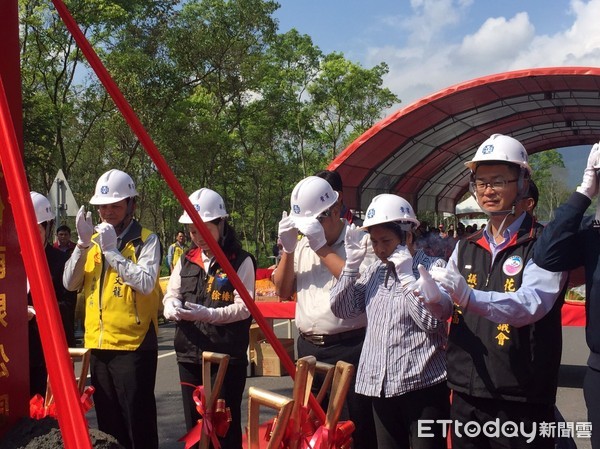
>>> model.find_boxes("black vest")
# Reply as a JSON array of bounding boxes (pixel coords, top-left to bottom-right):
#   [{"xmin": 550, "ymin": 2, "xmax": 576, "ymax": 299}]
[
  {"xmin": 448, "ymin": 215, "xmax": 565, "ymax": 405},
  {"xmin": 174, "ymin": 248, "xmax": 255, "ymax": 365}
]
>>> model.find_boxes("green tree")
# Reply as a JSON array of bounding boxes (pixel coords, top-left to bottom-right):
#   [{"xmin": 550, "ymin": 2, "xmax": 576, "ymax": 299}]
[
  {"xmin": 308, "ymin": 53, "xmax": 399, "ymax": 161},
  {"xmin": 529, "ymin": 150, "xmax": 570, "ymax": 221},
  {"xmin": 19, "ymin": 0, "xmax": 400, "ymax": 266}
]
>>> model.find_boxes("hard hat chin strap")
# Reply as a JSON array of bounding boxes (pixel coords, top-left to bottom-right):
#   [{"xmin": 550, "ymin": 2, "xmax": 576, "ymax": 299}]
[
  {"xmin": 486, "ymin": 210, "xmax": 513, "ymax": 242},
  {"xmin": 485, "ymin": 204, "xmax": 516, "ymax": 217},
  {"xmin": 43, "ymin": 220, "xmax": 55, "ymax": 246}
]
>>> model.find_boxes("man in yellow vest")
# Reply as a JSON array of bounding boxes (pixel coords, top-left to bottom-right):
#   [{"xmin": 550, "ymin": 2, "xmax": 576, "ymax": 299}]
[
  {"xmin": 167, "ymin": 230, "xmax": 187, "ymax": 273},
  {"xmin": 63, "ymin": 169, "xmax": 162, "ymax": 449}
]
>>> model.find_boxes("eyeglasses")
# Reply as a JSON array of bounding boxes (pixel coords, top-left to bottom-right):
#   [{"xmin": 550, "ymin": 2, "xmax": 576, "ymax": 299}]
[
  {"xmin": 316, "ymin": 206, "xmax": 334, "ymax": 223},
  {"xmin": 471, "ymin": 179, "xmax": 518, "ymax": 193}
]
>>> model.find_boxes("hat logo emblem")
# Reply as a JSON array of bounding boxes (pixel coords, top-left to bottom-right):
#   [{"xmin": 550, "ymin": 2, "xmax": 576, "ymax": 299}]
[
  {"xmin": 100, "ymin": 186, "xmax": 109, "ymax": 194},
  {"xmin": 482, "ymin": 144, "xmax": 494, "ymax": 155},
  {"xmin": 366, "ymin": 208, "xmax": 375, "ymax": 219}
]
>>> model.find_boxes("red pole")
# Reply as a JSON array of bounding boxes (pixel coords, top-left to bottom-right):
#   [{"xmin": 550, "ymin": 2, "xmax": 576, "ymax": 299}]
[
  {"xmin": 50, "ymin": 0, "xmax": 326, "ymax": 423},
  {"xmin": 0, "ymin": 78, "xmax": 92, "ymax": 449},
  {"xmin": 0, "ymin": 0, "xmax": 33, "ymax": 433}
]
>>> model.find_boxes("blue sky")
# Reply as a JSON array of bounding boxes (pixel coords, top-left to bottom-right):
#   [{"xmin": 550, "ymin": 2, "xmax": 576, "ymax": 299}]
[{"xmin": 273, "ymin": 0, "xmax": 600, "ymax": 187}]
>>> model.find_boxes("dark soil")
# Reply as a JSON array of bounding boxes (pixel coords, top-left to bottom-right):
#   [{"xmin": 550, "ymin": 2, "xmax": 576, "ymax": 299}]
[{"xmin": 0, "ymin": 417, "xmax": 125, "ymax": 449}]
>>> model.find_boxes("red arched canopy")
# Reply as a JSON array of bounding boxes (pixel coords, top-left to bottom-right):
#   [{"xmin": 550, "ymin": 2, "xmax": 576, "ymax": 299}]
[{"xmin": 328, "ymin": 67, "xmax": 600, "ymax": 214}]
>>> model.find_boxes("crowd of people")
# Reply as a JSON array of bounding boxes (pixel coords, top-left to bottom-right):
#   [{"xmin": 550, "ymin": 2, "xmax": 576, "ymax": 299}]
[{"xmin": 24, "ymin": 133, "xmax": 600, "ymax": 449}]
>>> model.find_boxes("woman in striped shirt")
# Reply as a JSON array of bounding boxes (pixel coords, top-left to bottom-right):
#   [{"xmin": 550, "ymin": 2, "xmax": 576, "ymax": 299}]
[{"xmin": 330, "ymin": 194, "xmax": 450, "ymax": 449}]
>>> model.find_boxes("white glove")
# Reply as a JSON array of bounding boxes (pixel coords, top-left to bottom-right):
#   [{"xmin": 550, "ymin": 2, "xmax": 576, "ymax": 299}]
[
  {"xmin": 96, "ymin": 222, "xmax": 118, "ymax": 253},
  {"xmin": 163, "ymin": 299, "xmax": 183, "ymax": 321},
  {"xmin": 387, "ymin": 244, "xmax": 415, "ymax": 284},
  {"xmin": 576, "ymin": 143, "xmax": 600, "ymax": 199},
  {"xmin": 177, "ymin": 301, "xmax": 213, "ymax": 322},
  {"xmin": 27, "ymin": 306, "xmax": 36, "ymax": 321},
  {"xmin": 429, "ymin": 259, "xmax": 472, "ymax": 308},
  {"xmin": 278, "ymin": 211, "xmax": 298, "ymax": 254},
  {"xmin": 344, "ymin": 224, "xmax": 368, "ymax": 271},
  {"xmin": 413, "ymin": 264, "xmax": 444, "ymax": 304},
  {"xmin": 296, "ymin": 218, "xmax": 327, "ymax": 252},
  {"xmin": 76, "ymin": 205, "xmax": 94, "ymax": 247},
  {"xmin": 413, "ymin": 264, "xmax": 453, "ymax": 321}
]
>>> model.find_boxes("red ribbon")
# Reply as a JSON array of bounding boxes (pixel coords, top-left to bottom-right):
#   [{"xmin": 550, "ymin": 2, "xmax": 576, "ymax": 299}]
[
  {"xmin": 178, "ymin": 384, "xmax": 231, "ymax": 449},
  {"xmin": 30, "ymin": 386, "xmax": 97, "ymax": 420},
  {"xmin": 29, "ymin": 394, "xmax": 57, "ymax": 419},
  {"xmin": 263, "ymin": 407, "xmax": 353, "ymax": 449},
  {"xmin": 306, "ymin": 420, "xmax": 355, "ymax": 449},
  {"xmin": 80, "ymin": 386, "xmax": 95, "ymax": 414}
]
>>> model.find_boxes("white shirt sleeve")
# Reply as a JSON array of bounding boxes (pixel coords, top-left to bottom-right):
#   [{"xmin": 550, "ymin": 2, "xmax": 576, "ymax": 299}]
[
  {"xmin": 162, "ymin": 258, "xmax": 183, "ymax": 306},
  {"xmin": 204, "ymin": 257, "xmax": 255, "ymax": 324},
  {"xmin": 102, "ymin": 233, "xmax": 161, "ymax": 295},
  {"xmin": 163, "ymin": 254, "xmax": 255, "ymax": 324},
  {"xmin": 63, "ymin": 245, "xmax": 89, "ymax": 292},
  {"xmin": 466, "ymin": 258, "xmax": 568, "ymax": 327}
]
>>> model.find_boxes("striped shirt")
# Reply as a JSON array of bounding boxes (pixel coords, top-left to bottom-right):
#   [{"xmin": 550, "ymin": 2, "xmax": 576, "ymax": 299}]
[
  {"xmin": 412, "ymin": 249, "xmax": 447, "ymax": 278},
  {"xmin": 330, "ymin": 259, "xmax": 447, "ymax": 398}
]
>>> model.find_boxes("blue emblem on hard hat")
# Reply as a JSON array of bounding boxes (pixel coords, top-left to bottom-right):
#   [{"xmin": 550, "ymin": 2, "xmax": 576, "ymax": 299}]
[
  {"xmin": 194, "ymin": 204, "xmax": 201, "ymax": 211},
  {"xmin": 293, "ymin": 205, "xmax": 301, "ymax": 214},
  {"xmin": 100, "ymin": 186, "xmax": 109, "ymax": 194},
  {"xmin": 366, "ymin": 208, "xmax": 375, "ymax": 219},
  {"xmin": 482, "ymin": 144, "xmax": 494, "ymax": 155}
]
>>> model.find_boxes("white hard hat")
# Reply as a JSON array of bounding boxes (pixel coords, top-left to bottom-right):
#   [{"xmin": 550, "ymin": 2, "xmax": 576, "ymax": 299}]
[
  {"xmin": 465, "ymin": 134, "xmax": 531, "ymax": 174},
  {"xmin": 289, "ymin": 176, "xmax": 339, "ymax": 221},
  {"xmin": 361, "ymin": 194, "xmax": 420, "ymax": 229},
  {"xmin": 179, "ymin": 188, "xmax": 228, "ymax": 224},
  {"xmin": 89, "ymin": 169, "xmax": 138, "ymax": 205},
  {"xmin": 30, "ymin": 191, "xmax": 55, "ymax": 224}
]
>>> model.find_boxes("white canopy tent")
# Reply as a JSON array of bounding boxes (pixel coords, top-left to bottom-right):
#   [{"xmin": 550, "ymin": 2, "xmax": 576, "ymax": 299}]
[
  {"xmin": 455, "ymin": 196, "xmax": 487, "ymax": 228},
  {"xmin": 455, "ymin": 195, "xmax": 483, "ymax": 216}
]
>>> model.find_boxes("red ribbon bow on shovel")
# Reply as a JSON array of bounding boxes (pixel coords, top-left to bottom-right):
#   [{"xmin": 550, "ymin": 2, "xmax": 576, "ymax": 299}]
[{"xmin": 178, "ymin": 384, "xmax": 231, "ymax": 449}]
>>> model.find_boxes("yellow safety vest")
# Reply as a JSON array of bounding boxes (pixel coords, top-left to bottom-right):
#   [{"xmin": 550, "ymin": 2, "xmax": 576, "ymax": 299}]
[{"xmin": 83, "ymin": 226, "xmax": 161, "ymax": 350}]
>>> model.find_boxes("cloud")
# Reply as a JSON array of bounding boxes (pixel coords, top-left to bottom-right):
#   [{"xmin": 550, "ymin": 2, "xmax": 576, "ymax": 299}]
[
  {"xmin": 457, "ymin": 13, "xmax": 534, "ymax": 65},
  {"xmin": 366, "ymin": 0, "xmax": 600, "ymax": 108}
]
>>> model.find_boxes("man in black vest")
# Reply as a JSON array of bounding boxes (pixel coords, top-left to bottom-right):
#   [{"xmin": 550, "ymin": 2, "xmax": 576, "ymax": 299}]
[
  {"xmin": 534, "ymin": 141, "xmax": 600, "ymax": 449},
  {"xmin": 424, "ymin": 134, "xmax": 568, "ymax": 449}
]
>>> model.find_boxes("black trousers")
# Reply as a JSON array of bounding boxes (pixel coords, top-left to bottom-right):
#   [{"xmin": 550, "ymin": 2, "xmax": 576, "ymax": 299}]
[
  {"xmin": 179, "ymin": 361, "xmax": 247, "ymax": 449},
  {"xmin": 297, "ymin": 333, "xmax": 376, "ymax": 449},
  {"xmin": 372, "ymin": 382, "xmax": 450, "ymax": 449},
  {"xmin": 451, "ymin": 391, "xmax": 555, "ymax": 449},
  {"xmin": 91, "ymin": 349, "xmax": 158, "ymax": 449},
  {"xmin": 585, "ymin": 366, "xmax": 600, "ymax": 449}
]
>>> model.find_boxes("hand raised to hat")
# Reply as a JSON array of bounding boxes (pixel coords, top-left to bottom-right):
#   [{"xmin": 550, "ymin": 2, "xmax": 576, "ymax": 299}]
[
  {"xmin": 344, "ymin": 224, "xmax": 368, "ymax": 271},
  {"xmin": 576, "ymin": 142, "xmax": 600, "ymax": 199},
  {"xmin": 295, "ymin": 217, "xmax": 327, "ymax": 252},
  {"xmin": 76, "ymin": 205, "xmax": 94, "ymax": 247},
  {"xmin": 387, "ymin": 244, "xmax": 415, "ymax": 285},
  {"xmin": 96, "ymin": 222, "xmax": 118, "ymax": 253},
  {"xmin": 278, "ymin": 211, "xmax": 298, "ymax": 254}
]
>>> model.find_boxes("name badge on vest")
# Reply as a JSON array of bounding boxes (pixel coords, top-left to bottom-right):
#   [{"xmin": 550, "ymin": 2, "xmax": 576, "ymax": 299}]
[{"xmin": 502, "ymin": 255, "xmax": 524, "ymax": 276}]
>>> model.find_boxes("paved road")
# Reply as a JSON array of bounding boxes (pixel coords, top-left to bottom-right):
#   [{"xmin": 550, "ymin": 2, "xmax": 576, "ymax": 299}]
[
  {"xmin": 556, "ymin": 326, "xmax": 591, "ymax": 449},
  {"xmin": 82, "ymin": 321, "xmax": 592, "ymax": 448}
]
